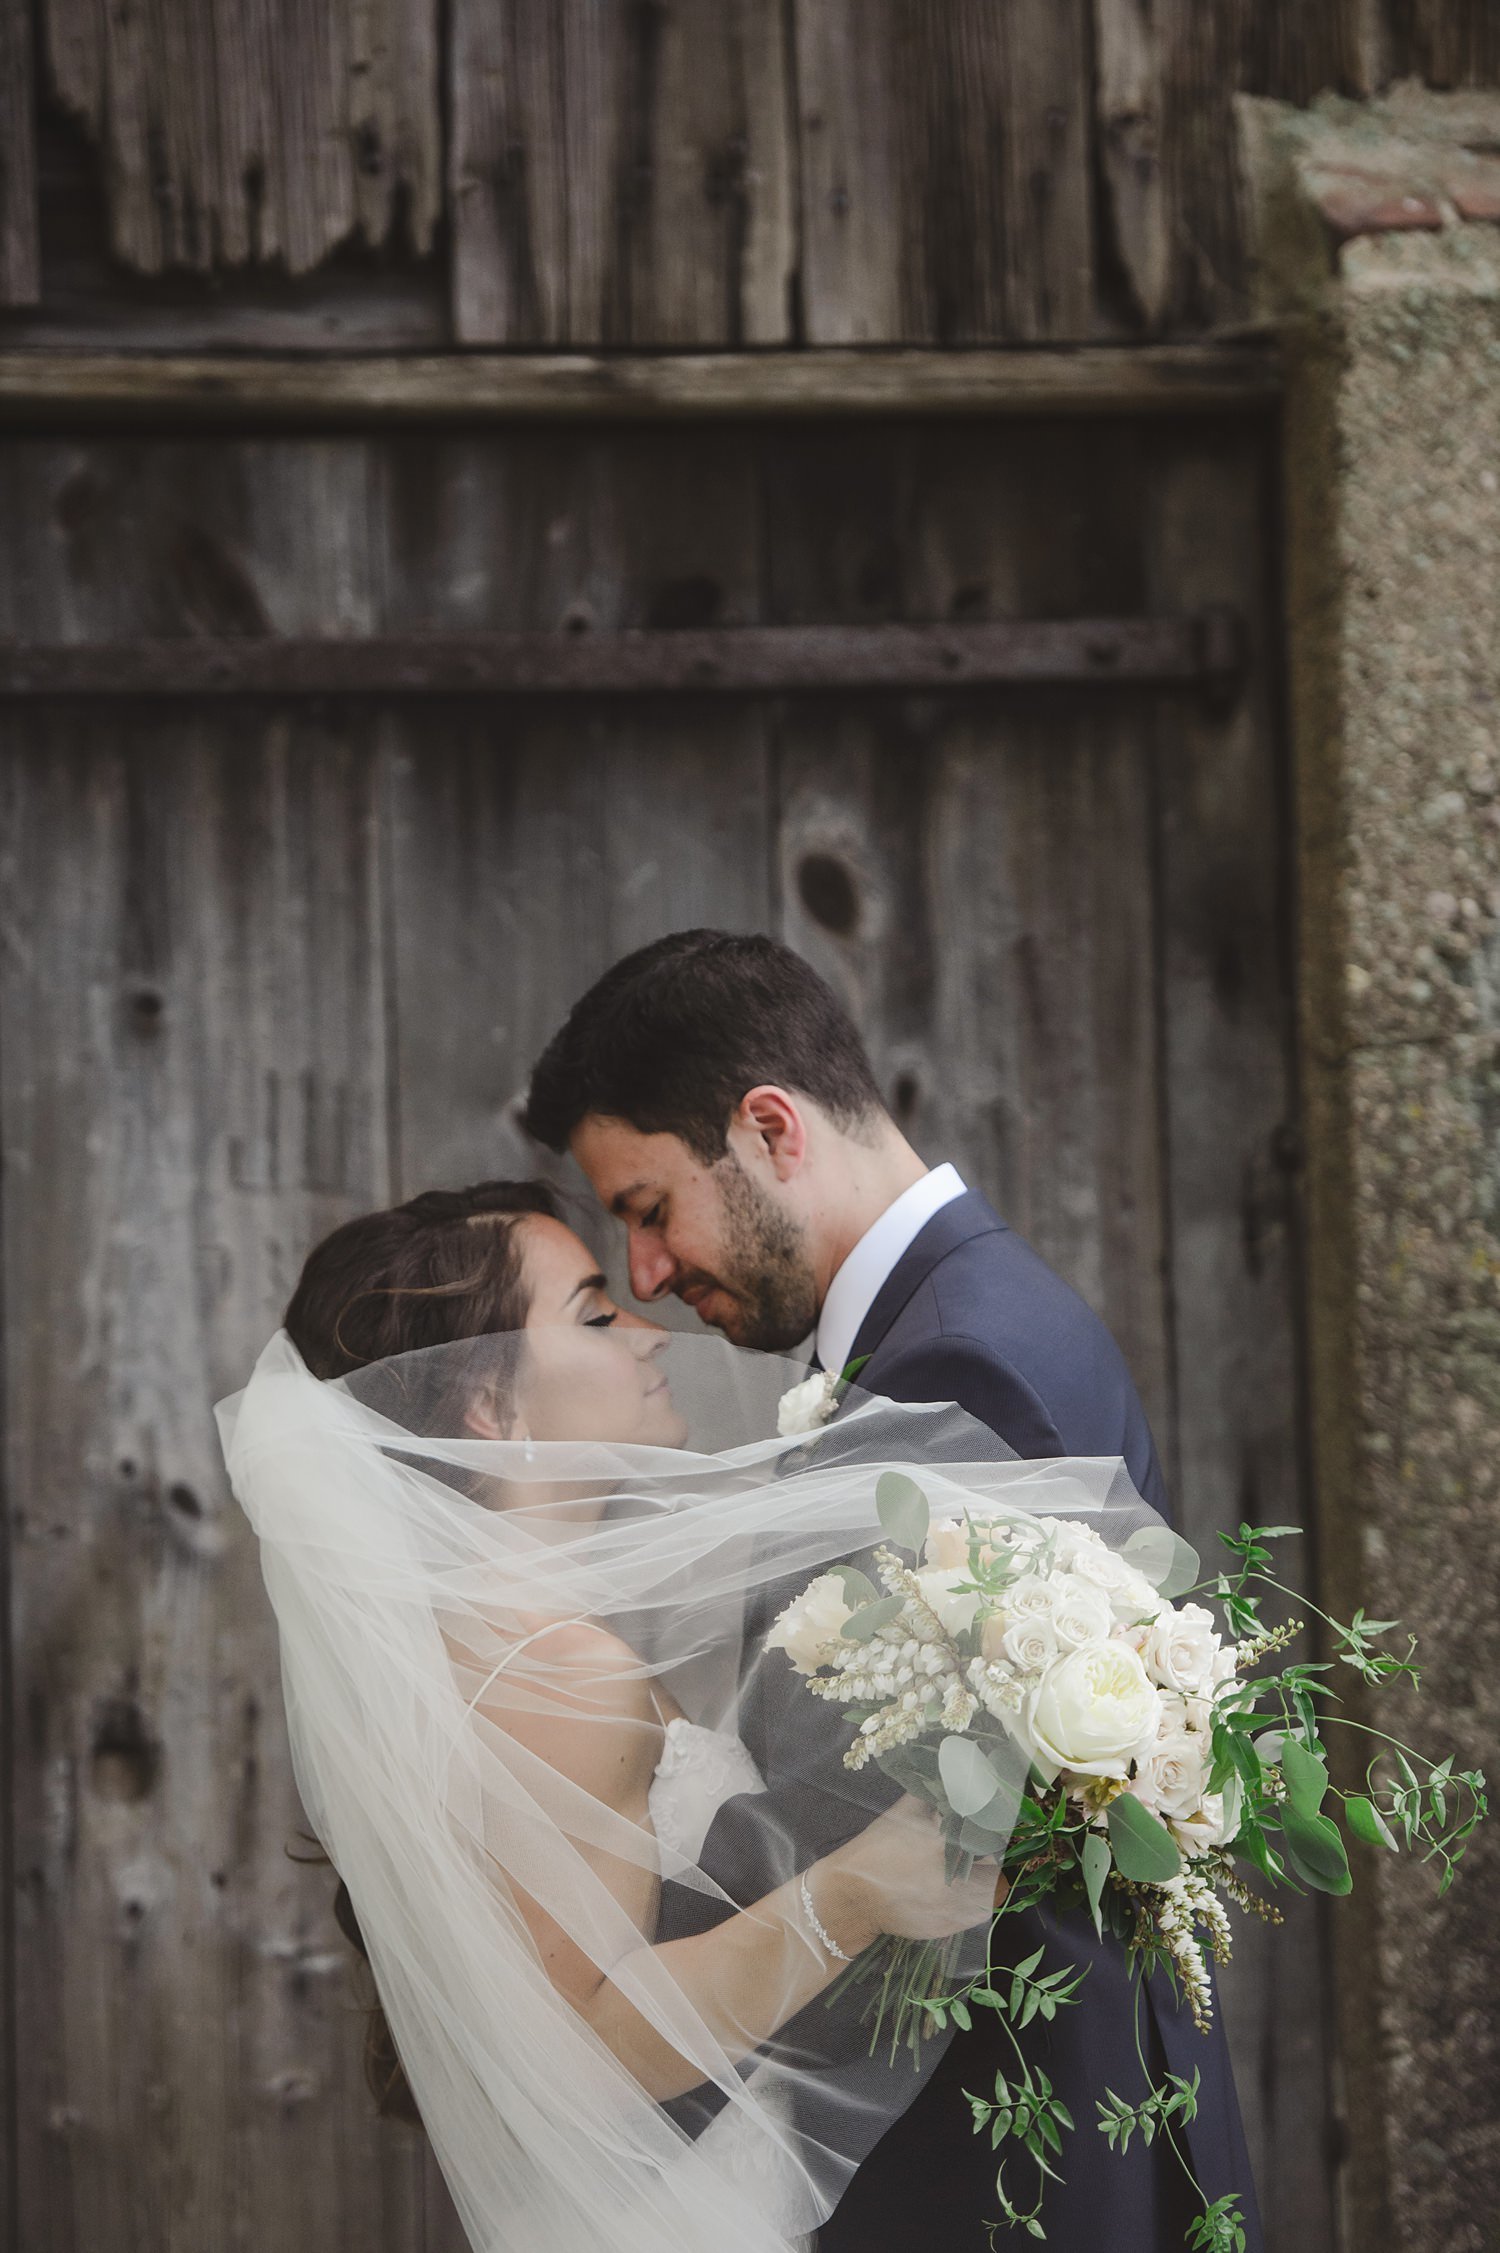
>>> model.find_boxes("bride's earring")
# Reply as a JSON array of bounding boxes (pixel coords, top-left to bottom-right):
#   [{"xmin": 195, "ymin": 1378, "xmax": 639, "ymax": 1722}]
[{"xmin": 523, "ymin": 1436, "xmax": 536, "ymax": 1464}]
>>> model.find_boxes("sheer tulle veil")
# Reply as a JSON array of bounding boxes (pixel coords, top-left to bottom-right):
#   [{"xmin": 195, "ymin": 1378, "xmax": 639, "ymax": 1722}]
[{"xmin": 215, "ymin": 1325, "xmax": 1191, "ymax": 2253}]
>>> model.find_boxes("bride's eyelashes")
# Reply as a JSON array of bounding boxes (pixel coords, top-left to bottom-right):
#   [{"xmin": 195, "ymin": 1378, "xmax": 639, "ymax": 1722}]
[{"xmin": 584, "ymin": 1310, "xmax": 618, "ymax": 1329}]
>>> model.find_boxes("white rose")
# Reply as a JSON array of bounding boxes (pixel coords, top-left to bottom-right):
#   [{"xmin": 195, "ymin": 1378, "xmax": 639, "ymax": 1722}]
[
  {"xmin": 1110, "ymin": 1565, "xmax": 1168, "ymax": 1627},
  {"xmin": 914, "ymin": 1566, "xmax": 982, "ymax": 1640},
  {"xmin": 1067, "ymin": 1532, "xmax": 1132, "ymax": 1594},
  {"xmin": 776, "ymin": 1372, "xmax": 838, "ymax": 1437},
  {"xmin": 1141, "ymin": 1603, "xmax": 1224, "ymax": 1697},
  {"xmin": 766, "ymin": 1573, "xmax": 852, "ymax": 1674},
  {"xmin": 1026, "ymin": 1643, "xmax": 1161, "ymax": 1779},
  {"xmin": 1050, "ymin": 1581, "xmax": 1115, "ymax": 1651},
  {"xmin": 1140, "ymin": 1718, "xmax": 1207, "ymax": 1819},
  {"xmin": 1000, "ymin": 1573, "xmax": 1057, "ymax": 1621},
  {"xmin": 983, "ymin": 1614, "xmax": 1057, "ymax": 1674},
  {"xmin": 1168, "ymin": 1774, "xmax": 1244, "ymax": 1855}
]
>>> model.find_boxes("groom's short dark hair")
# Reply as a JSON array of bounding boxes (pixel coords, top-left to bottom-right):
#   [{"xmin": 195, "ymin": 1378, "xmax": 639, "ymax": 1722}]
[{"xmin": 522, "ymin": 929, "xmax": 887, "ymax": 1162}]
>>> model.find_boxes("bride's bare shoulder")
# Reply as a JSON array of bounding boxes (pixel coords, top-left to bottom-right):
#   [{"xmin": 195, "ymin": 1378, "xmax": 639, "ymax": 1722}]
[{"xmin": 474, "ymin": 1617, "xmax": 655, "ymax": 1730}]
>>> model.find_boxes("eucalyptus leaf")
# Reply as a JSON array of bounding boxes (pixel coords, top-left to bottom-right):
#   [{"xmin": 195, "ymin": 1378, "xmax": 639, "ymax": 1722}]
[
  {"xmin": 841, "ymin": 1594, "xmax": 905, "ymax": 1641},
  {"xmin": 876, "ymin": 1471, "xmax": 930, "ymax": 1557},
  {"xmin": 829, "ymin": 1565, "xmax": 879, "ymax": 1607},
  {"xmin": 1106, "ymin": 1793, "xmax": 1183, "ymax": 1883},
  {"xmin": 1121, "ymin": 1525, "xmax": 1199, "ymax": 1601},
  {"xmin": 940, "ymin": 1732, "xmax": 1010, "ymax": 1818},
  {"xmin": 1082, "ymin": 1830, "xmax": 1111, "ymax": 1939}
]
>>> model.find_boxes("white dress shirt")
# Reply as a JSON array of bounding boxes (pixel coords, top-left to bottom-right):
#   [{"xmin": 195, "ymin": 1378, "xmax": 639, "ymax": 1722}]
[{"xmin": 814, "ymin": 1163, "xmax": 967, "ymax": 1378}]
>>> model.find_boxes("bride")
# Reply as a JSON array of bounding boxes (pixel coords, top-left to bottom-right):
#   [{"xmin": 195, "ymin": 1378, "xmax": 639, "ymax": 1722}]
[{"xmin": 218, "ymin": 1180, "xmax": 1010, "ymax": 2253}]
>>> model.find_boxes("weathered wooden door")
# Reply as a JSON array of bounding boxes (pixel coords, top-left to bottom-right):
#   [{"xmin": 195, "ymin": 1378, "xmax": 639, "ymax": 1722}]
[{"xmin": 0, "ymin": 413, "xmax": 1331, "ymax": 2251}]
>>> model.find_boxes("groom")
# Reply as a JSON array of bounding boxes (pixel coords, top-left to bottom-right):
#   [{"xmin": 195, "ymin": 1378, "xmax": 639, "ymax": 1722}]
[{"xmin": 524, "ymin": 928, "xmax": 1261, "ymax": 2252}]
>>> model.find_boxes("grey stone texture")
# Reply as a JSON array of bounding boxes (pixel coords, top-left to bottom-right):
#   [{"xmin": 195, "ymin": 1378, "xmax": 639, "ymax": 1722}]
[{"xmin": 1241, "ymin": 92, "xmax": 1500, "ymax": 2253}]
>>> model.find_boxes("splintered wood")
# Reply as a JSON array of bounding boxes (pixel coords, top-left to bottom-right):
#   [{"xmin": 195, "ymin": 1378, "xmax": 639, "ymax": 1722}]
[
  {"xmin": 42, "ymin": 0, "xmax": 441, "ymax": 273},
  {"xmin": 449, "ymin": 0, "xmax": 795, "ymax": 345}
]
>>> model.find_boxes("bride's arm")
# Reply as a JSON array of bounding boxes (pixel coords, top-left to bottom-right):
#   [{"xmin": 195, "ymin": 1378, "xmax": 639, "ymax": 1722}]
[{"xmin": 478, "ymin": 1625, "xmax": 991, "ymax": 2104}]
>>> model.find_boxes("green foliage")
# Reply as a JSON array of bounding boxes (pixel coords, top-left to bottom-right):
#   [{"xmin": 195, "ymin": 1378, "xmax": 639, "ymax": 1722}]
[
  {"xmin": 828, "ymin": 1563, "xmax": 878, "ymax": 1606},
  {"xmin": 940, "ymin": 1733, "xmax": 1012, "ymax": 1819},
  {"xmin": 876, "ymin": 1472, "xmax": 930, "ymax": 1556},
  {"xmin": 1106, "ymin": 1792, "xmax": 1183, "ymax": 1882},
  {"xmin": 1186, "ymin": 2195, "xmax": 1250, "ymax": 2253},
  {"xmin": 1095, "ymin": 2068, "xmax": 1200, "ymax": 2157},
  {"xmin": 1334, "ymin": 1607, "xmax": 1421, "ymax": 1688},
  {"xmin": 840, "ymin": 1594, "xmax": 906, "ymax": 1641},
  {"xmin": 1082, "ymin": 1830, "xmax": 1111, "ymax": 1939}
]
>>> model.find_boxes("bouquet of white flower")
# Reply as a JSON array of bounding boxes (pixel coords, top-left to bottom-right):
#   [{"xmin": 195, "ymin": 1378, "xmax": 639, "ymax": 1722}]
[{"xmin": 767, "ymin": 1473, "xmax": 1486, "ymax": 2251}]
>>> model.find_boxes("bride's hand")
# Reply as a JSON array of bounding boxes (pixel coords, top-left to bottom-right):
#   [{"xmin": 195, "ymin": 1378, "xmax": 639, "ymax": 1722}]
[{"xmin": 810, "ymin": 1796, "xmax": 1006, "ymax": 1953}]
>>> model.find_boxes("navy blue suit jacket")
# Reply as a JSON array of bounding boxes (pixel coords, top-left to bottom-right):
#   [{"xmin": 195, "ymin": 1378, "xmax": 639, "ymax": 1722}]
[{"xmin": 664, "ymin": 1189, "xmax": 1262, "ymax": 2252}]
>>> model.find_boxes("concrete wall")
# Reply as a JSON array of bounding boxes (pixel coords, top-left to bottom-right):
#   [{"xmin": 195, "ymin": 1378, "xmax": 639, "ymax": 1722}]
[{"xmin": 1243, "ymin": 90, "xmax": 1500, "ymax": 2253}]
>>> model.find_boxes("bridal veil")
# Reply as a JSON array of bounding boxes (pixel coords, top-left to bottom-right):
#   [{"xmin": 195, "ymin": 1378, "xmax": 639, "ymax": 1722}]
[{"xmin": 216, "ymin": 1328, "xmax": 1188, "ymax": 2253}]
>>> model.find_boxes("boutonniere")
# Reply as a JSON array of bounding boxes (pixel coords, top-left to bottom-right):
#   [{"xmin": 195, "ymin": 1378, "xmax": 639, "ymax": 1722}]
[{"xmin": 776, "ymin": 1356, "xmax": 871, "ymax": 1438}]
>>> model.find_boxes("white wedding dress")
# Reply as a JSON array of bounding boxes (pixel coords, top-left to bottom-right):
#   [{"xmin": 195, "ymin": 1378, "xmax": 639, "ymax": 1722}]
[
  {"xmin": 648, "ymin": 1715, "xmax": 765, "ymax": 1862},
  {"xmin": 647, "ymin": 1720, "xmax": 816, "ymax": 2251}
]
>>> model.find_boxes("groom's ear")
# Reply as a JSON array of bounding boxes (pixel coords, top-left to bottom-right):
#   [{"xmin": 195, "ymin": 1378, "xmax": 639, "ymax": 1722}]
[{"xmin": 733, "ymin": 1085, "xmax": 808, "ymax": 1181}]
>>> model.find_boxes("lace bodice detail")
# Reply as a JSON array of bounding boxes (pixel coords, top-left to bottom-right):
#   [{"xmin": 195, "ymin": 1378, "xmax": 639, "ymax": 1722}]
[{"xmin": 648, "ymin": 1717, "xmax": 765, "ymax": 1864}]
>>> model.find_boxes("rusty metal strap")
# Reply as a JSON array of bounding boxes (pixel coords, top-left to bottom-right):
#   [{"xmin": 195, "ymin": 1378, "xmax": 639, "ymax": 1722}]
[{"xmin": 0, "ymin": 615, "xmax": 1244, "ymax": 697}]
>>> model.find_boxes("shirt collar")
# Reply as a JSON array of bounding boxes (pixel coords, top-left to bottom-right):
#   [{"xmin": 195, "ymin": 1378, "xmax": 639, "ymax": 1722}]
[{"xmin": 815, "ymin": 1163, "xmax": 967, "ymax": 1377}]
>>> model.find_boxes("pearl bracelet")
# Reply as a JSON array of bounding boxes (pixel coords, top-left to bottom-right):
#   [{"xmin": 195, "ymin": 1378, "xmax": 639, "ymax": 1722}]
[{"xmin": 799, "ymin": 1875, "xmax": 852, "ymax": 1964}]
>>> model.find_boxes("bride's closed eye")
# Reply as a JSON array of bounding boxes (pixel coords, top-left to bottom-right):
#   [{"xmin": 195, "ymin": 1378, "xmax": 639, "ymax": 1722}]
[{"xmin": 583, "ymin": 1309, "xmax": 618, "ymax": 1329}]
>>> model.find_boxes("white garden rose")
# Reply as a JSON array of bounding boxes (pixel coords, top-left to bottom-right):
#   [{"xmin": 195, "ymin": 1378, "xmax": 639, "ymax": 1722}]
[
  {"xmin": 1110, "ymin": 1564, "xmax": 1168, "ymax": 1626},
  {"xmin": 1067, "ymin": 1535, "xmax": 1134, "ymax": 1596},
  {"xmin": 982, "ymin": 1613, "xmax": 1058, "ymax": 1674},
  {"xmin": 766, "ymin": 1572, "xmax": 853, "ymax": 1674},
  {"xmin": 914, "ymin": 1565, "xmax": 982, "ymax": 1639},
  {"xmin": 1138, "ymin": 1715, "xmax": 1208, "ymax": 1820},
  {"xmin": 776, "ymin": 1371, "xmax": 839, "ymax": 1437},
  {"xmin": 1049, "ymin": 1581, "xmax": 1115, "ymax": 1651},
  {"xmin": 999, "ymin": 1573, "xmax": 1057, "ymax": 1622},
  {"xmin": 1141, "ymin": 1602, "xmax": 1224, "ymax": 1696},
  {"xmin": 1025, "ymin": 1642, "xmax": 1161, "ymax": 1779}
]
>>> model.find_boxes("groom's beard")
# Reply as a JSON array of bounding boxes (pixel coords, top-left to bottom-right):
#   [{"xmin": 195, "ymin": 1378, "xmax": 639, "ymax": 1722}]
[{"xmin": 692, "ymin": 1156, "xmax": 819, "ymax": 1353}]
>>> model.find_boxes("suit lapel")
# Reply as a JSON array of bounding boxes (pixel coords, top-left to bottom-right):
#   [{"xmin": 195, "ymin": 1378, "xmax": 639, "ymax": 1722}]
[{"xmin": 848, "ymin": 1187, "xmax": 1009, "ymax": 1368}]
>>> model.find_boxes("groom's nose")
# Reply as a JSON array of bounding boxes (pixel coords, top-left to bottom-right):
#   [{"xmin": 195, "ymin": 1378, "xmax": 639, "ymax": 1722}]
[{"xmin": 627, "ymin": 1231, "xmax": 675, "ymax": 1303}]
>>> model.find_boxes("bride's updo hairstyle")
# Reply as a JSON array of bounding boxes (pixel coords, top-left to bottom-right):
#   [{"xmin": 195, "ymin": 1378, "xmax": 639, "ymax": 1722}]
[
  {"xmin": 285, "ymin": 1177, "xmax": 560, "ymax": 1377},
  {"xmin": 282, "ymin": 1177, "xmax": 562, "ymax": 2124}
]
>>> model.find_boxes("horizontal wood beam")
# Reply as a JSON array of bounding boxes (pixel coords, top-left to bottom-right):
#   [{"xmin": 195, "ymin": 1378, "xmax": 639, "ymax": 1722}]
[
  {"xmin": 0, "ymin": 616, "xmax": 1243, "ymax": 696},
  {"xmin": 0, "ymin": 346, "xmax": 1281, "ymax": 428}
]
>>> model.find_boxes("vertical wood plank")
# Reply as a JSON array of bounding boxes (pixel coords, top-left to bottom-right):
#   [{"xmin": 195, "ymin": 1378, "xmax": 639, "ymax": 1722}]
[
  {"xmin": 450, "ymin": 0, "xmax": 794, "ymax": 347},
  {"xmin": 41, "ymin": 0, "xmax": 440, "ymax": 275},
  {"xmin": 765, "ymin": 418, "xmax": 1170, "ymax": 1430},
  {"xmin": 1094, "ymin": 0, "xmax": 1170, "ymax": 334},
  {"xmin": 1150, "ymin": 0, "xmax": 1363, "ymax": 333},
  {"xmin": 0, "ymin": 438, "xmax": 380, "ymax": 644},
  {"xmin": 0, "ymin": 0, "xmax": 40, "ymax": 304},
  {"xmin": 1391, "ymin": 0, "xmax": 1500, "ymax": 84},
  {"xmin": 794, "ymin": 0, "xmax": 1094, "ymax": 344},
  {"xmin": 379, "ymin": 422, "xmax": 775, "ymax": 1318},
  {"xmin": 0, "ymin": 721, "xmax": 426, "ymax": 2253},
  {"xmin": 1144, "ymin": 423, "xmax": 1334, "ymax": 2250}
]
